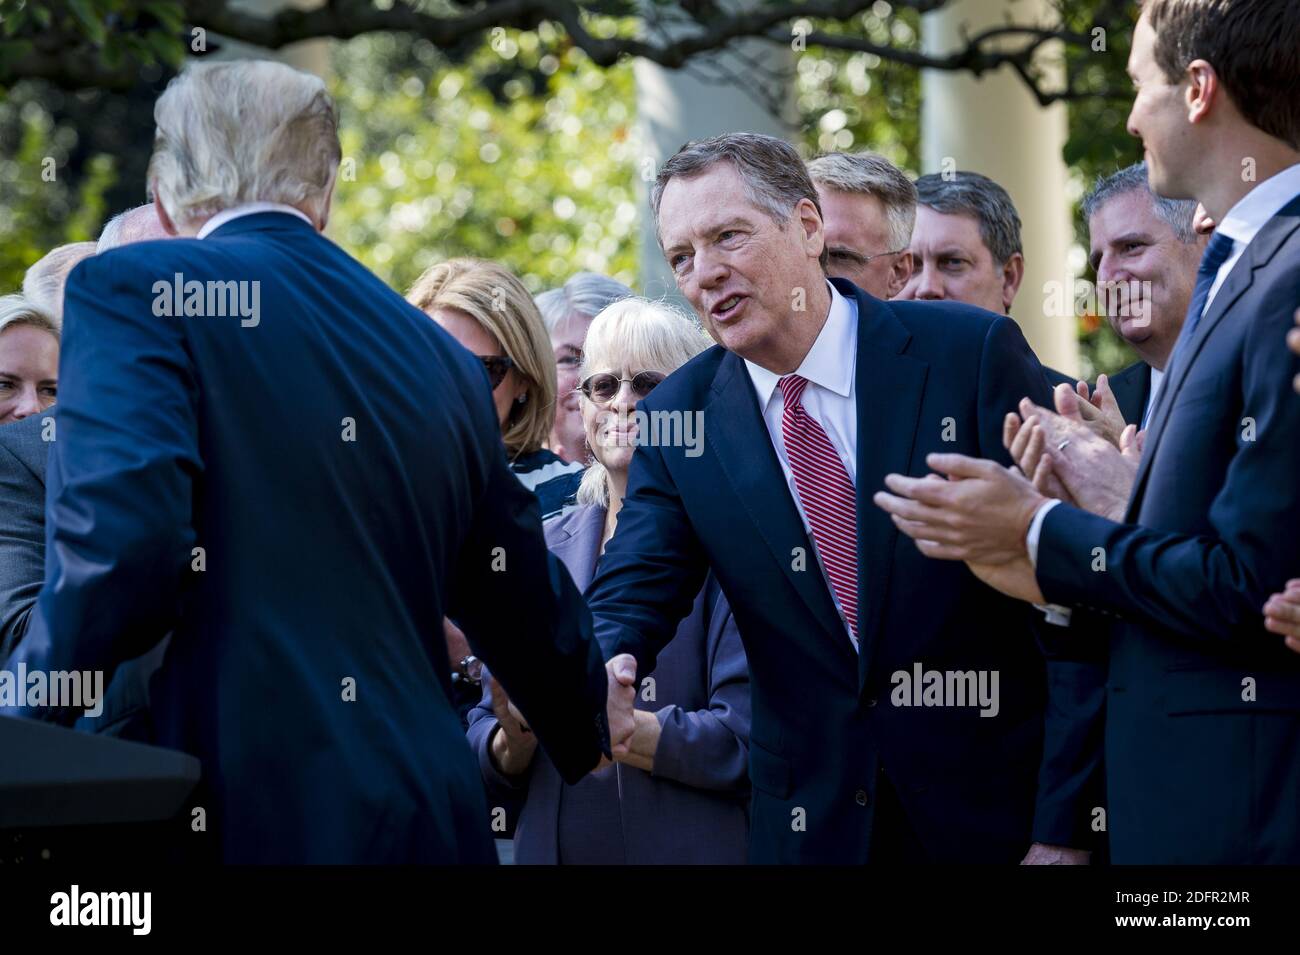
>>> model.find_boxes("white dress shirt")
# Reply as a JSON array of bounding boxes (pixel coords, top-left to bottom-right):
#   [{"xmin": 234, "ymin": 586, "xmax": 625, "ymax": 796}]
[
  {"xmin": 1204, "ymin": 163, "xmax": 1300, "ymax": 312},
  {"xmin": 196, "ymin": 202, "xmax": 314, "ymax": 239},
  {"xmin": 1142, "ymin": 366, "xmax": 1165, "ymax": 427},
  {"xmin": 744, "ymin": 281, "xmax": 860, "ymax": 649},
  {"xmin": 1028, "ymin": 162, "xmax": 1300, "ymax": 623}
]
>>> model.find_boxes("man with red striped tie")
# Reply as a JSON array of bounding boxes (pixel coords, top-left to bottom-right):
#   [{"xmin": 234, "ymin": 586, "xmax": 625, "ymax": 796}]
[{"xmin": 586, "ymin": 132, "xmax": 1097, "ymax": 864}]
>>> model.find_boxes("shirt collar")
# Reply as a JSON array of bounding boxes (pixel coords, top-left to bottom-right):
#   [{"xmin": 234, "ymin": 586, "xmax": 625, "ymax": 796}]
[
  {"xmin": 745, "ymin": 280, "xmax": 858, "ymax": 410},
  {"xmin": 196, "ymin": 202, "xmax": 315, "ymax": 240},
  {"xmin": 1215, "ymin": 162, "xmax": 1300, "ymax": 249}
]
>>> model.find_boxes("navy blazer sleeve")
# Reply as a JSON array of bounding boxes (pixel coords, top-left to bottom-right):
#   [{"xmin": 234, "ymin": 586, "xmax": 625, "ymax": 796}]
[
  {"xmin": 447, "ymin": 413, "xmax": 611, "ymax": 785},
  {"xmin": 651, "ymin": 582, "xmax": 751, "ymax": 793},
  {"xmin": 5, "ymin": 255, "xmax": 199, "ymax": 719},
  {"xmin": 587, "ymin": 430, "xmax": 710, "ymax": 680},
  {"xmin": 1036, "ymin": 295, "xmax": 1300, "ymax": 643},
  {"xmin": 975, "ymin": 315, "xmax": 1107, "ymax": 850}
]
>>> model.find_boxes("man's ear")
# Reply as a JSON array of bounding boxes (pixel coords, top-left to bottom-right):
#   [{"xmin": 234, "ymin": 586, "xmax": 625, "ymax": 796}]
[
  {"xmin": 316, "ymin": 165, "xmax": 339, "ymax": 233},
  {"xmin": 1001, "ymin": 251, "xmax": 1025, "ymax": 313},
  {"xmin": 887, "ymin": 250, "xmax": 914, "ymax": 298},
  {"xmin": 1184, "ymin": 59, "xmax": 1218, "ymax": 125},
  {"xmin": 796, "ymin": 197, "xmax": 825, "ymax": 260},
  {"xmin": 151, "ymin": 181, "xmax": 180, "ymax": 237}
]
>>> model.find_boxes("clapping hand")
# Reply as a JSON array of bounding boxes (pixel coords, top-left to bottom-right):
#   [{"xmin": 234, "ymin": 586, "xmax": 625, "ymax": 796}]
[
  {"xmin": 873, "ymin": 454, "xmax": 1048, "ymax": 605},
  {"xmin": 1005, "ymin": 385, "xmax": 1142, "ymax": 521},
  {"xmin": 1069, "ymin": 374, "xmax": 1128, "ymax": 448}
]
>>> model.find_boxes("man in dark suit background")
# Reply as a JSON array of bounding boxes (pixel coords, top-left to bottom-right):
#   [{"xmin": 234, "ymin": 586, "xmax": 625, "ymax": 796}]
[
  {"xmin": 3, "ymin": 59, "xmax": 633, "ymax": 863},
  {"xmin": 1078, "ymin": 161, "xmax": 1206, "ymax": 433},
  {"xmin": 587, "ymin": 132, "xmax": 1096, "ymax": 864},
  {"xmin": 877, "ymin": 0, "xmax": 1300, "ymax": 863}
]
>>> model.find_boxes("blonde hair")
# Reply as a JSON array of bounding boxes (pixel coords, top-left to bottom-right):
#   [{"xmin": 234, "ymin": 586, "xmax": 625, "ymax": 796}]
[
  {"xmin": 407, "ymin": 258, "xmax": 556, "ymax": 458},
  {"xmin": 0, "ymin": 293, "xmax": 60, "ymax": 344},
  {"xmin": 575, "ymin": 297, "xmax": 712, "ymax": 507},
  {"xmin": 21, "ymin": 242, "xmax": 97, "ymax": 326},
  {"xmin": 147, "ymin": 60, "xmax": 341, "ymax": 232}
]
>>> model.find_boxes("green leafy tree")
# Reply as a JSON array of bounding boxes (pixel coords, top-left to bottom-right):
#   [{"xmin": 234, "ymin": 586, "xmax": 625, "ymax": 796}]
[{"xmin": 328, "ymin": 29, "xmax": 639, "ymax": 295}]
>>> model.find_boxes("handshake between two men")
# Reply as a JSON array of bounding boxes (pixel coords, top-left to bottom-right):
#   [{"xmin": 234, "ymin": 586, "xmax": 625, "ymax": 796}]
[{"xmin": 489, "ymin": 654, "xmax": 641, "ymax": 777}]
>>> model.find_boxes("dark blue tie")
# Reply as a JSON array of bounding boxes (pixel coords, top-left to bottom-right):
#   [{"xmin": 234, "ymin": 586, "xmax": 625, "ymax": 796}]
[{"xmin": 1165, "ymin": 231, "xmax": 1236, "ymax": 378}]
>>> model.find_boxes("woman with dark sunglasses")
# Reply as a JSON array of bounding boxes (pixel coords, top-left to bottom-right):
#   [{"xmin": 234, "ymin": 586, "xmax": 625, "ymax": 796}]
[
  {"xmin": 467, "ymin": 297, "xmax": 752, "ymax": 864},
  {"xmin": 406, "ymin": 258, "xmax": 583, "ymax": 522}
]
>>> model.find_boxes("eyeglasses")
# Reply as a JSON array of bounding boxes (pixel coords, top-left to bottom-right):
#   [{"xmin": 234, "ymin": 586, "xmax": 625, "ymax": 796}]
[
  {"xmin": 579, "ymin": 371, "xmax": 666, "ymax": 404},
  {"xmin": 477, "ymin": 355, "xmax": 514, "ymax": 390},
  {"xmin": 828, "ymin": 247, "xmax": 907, "ymax": 266}
]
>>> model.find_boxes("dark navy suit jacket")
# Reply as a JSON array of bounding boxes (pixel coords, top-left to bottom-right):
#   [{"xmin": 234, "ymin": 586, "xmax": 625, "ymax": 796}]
[
  {"xmin": 1037, "ymin": 194, "xmax": 1300, "ymax": 863},
  {"xmin": 1107, "ymin": 360, "xmax": 1151, "ymax": 428},
  {"xmin": 468, "ymin": 504, "xmax": 751, "ymax": 864},
  {"xmin": 4, "ymin": 211, "xmax": 609, "ymax": 863},
  {"xmin": 587, "ymin": 279, "xmax": 1079, "ymax": 864},
  {"xmin": 0, "ymin": 410, "xmax": 48, "ymax": 658}
]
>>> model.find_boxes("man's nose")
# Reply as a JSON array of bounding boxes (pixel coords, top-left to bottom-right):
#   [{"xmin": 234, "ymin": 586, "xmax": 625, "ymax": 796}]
[
  {"xmin": 693, "ymin": 247, "xmax": 728, "ymax": 289},
  {"xmin": 915, "ymin": 265, "xmax": 944, "ymax": 300}
]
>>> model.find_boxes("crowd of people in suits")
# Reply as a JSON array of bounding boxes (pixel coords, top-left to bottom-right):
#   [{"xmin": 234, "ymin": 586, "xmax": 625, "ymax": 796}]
[{"xmin": 1, "ymin": 0, "xmax": 1299, "ymax": 865}]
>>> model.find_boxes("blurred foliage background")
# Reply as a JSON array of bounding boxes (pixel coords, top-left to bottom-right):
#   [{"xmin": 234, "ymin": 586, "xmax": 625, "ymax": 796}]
[{"xmin": 0, "ymin": 0, "xmax": 1140, "ymax": 371}]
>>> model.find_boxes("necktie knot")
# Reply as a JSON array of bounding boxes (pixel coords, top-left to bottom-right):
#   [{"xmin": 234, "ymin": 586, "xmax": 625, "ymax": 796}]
[
  {"xmin": 778, "ymin": 374, "xmax": 809, "ymax": 408},
  {"xmin": 1200, "ymin": 231, "xmax": 1234, "ymax": 275}
]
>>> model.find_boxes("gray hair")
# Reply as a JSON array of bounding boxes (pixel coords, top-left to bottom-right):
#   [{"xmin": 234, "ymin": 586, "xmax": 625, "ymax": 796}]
[
  {"xmin": 21, "ymin": 242, "xmax": 97, "ymax": 326},
  {"xmin": 0, "ymin": 293, "xmax": 60, "ymax": 342},
  {"xmin": 1082, "ymin": 162, "xmax": 1198, "ymax": 243},
  {"xmin": 535, "ymin": 272, "xmax": 634, "ymax": 334},
  {"xmin": 97, "ymin": 203, "xmax": 169, "ymax": 252},
  {"xmin": 807, "ymin": 152, "xmax": 918, "ymax": 252},
  {"xmin": 915, "ymin": 171, "xmax": 1022, "ymax": 265},
  {"xmin": 575, "ymin": 297, "xmax": 712, "ymax": 508},
  {"xmin": 147, "ymin": 60, "xmax": 341, "ymax": 232},
  {"xmin": 650, "ymin": 132, "xmax": 829, "ymax": 270}
]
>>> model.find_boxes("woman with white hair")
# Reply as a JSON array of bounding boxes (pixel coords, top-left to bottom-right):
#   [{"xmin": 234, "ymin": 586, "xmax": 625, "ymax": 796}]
[
  {"xmin": 0, "ymin": 295, "xmax": 59, "ymax": 424},
  {"xmin": 535, "ymin": 272, "xmax": 632, "ymax": 464},
  {"xmin": 467, "ymin": 298, "xmax": 751, "ymax": 864}
]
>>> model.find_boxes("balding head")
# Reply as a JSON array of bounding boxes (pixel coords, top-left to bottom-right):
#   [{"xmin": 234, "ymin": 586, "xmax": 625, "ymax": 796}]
[{"xmin": 97, "ymin": 203, "xmax": 170, "ymax": 253}]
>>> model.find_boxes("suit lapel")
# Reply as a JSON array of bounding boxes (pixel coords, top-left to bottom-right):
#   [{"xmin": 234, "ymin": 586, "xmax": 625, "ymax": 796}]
[
  {"xmin": 840, "ymin": 283, "xmax": 928, "ymax": 689},
  {"xmin": 1108, "ymin": 362, "xmax": 1149, "ymax": 428},
  {"xmin": 548, "ymin": 505, "xmax": 606, "ymax": 592},
  {"xmin": 705, "ymin": 351, "xmax": 856, "ymax": 668},
  {"xmin": 1128, "ymin": 203, "xmax": 1300, "ymax": 517}
]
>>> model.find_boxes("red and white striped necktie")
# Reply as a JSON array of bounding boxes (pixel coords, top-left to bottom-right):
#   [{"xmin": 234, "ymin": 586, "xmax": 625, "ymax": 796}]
[{"xmin": 778, "ymin": 374, "xmax": 859, "ymax": 639}]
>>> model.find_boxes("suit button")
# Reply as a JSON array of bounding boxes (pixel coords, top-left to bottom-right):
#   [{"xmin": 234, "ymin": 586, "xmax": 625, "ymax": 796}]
[
  {"xmin": 866, "ymin": 697, "xmax": 878, "ymax": 708},
  {"xmin": 855, "ymin": 789, "xmax": 869, "ymax": 807}
]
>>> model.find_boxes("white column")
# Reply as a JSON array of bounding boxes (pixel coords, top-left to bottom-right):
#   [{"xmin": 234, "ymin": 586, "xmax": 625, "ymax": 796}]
[{"xmin": 920, "ymin": 0, "xmax": 1078, "ymax": 374}]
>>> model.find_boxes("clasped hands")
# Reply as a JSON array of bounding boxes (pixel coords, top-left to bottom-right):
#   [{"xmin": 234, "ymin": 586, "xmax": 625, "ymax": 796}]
[
  {"xmin": 872, "ymin": 376, "xmax": 1143, "ymax": 606},
  {"xmin": 490, "ymin": 653, "xmax": 645, "ymax": 777}
]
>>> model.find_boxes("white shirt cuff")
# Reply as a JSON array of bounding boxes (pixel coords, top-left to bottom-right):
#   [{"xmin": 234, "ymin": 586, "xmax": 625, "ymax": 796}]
[
  {"xmin": 1026, "ymin": 499, "xmax": 1071, "ymax": 626},
  {"xmin": 1026, "ymin": 499, "xmax": 1061, "ymax": 568}
]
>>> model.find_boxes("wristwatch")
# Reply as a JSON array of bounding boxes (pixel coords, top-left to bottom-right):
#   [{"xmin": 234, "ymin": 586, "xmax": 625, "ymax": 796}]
[{"xmin": 455, "ymin": 655, "xmax": 484, "ymax": 686}]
